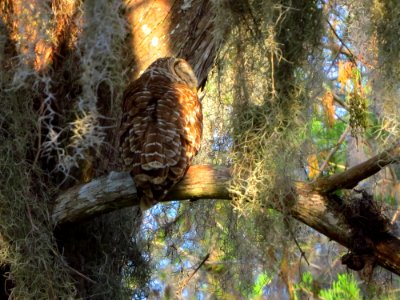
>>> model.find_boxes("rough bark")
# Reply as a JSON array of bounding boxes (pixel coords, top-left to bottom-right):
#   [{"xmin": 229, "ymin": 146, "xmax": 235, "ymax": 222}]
[
  {"xmin": 313, "ymin": 142, "xmax": 400, "ymax": 193},
  {"xmin": 126, "ymin": 0, "xmax": 221, "ymax": 87},
  {"xmin": 53, "ymin": 144, "xmax": 400, "ymax": 276},
  {"xmin": 53, "ymin": 166, "xmax": 231, "ymax": 224}
]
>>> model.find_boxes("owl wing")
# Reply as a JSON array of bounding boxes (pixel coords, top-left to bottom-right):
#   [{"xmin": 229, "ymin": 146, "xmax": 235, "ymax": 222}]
[
  {"xmin": 172, "ymin": 82, "xmax": 203, "ymax": 177},
  {"xmin": 119, "ymin": 76, "xmax": 202, "ymax": 210}
]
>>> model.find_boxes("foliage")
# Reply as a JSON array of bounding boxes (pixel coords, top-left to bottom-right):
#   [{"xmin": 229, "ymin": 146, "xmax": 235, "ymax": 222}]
[
  {"xmin": 209, "ymin": 0, "xmax": 325, "ymax": 293},
  {"xmin": 319, "ymin": 273, "xmax": 361, "ymax": 300},
  {"xmin": 248, "ymin": 272, "xmax": 272, "ymax": 299},
  {"xmin": 225, "ymin": 0, "xmax": 323, "ymax": 213},
  {"xmin": 146, "ymin": 0, "xmax": 400, "ymax": 298},
  {"xmin": 367, "ymin": 0, "xmax": 400, "ymax": 146},
  {"xmin": 0, "ymin": 2, "xmax": 76, "ymax": 298},
  {"xmin": 294, "ymin": 272, "xmax": 361, "ymax": 300},
  {"xmin": 294, "ymin": 271, "xmax": 315, "ymax": 300},
  {"xmin": 143, "ymin": 0, "xmax": 400, "ymax": 298}
]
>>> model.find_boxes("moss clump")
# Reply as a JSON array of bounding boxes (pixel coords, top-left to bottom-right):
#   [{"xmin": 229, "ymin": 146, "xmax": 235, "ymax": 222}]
[{"xmin": 0, "ymin": 0, "xmax": 149, "ymax": 298}]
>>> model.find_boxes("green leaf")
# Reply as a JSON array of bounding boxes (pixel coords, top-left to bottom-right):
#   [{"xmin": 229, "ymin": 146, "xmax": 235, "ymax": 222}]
[
  {"xmin": 319, "ymin": 273, "xmax": 361, "ymax": 300},
  {"xmin": 249, "ymin": 272, "xmax": 272, "ymax": 298}
]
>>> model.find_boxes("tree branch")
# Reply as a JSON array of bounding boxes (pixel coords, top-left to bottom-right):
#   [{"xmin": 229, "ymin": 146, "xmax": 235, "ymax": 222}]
[
  {"xmin": 52, "ymin": 146, "xmax": 400, "ymax": 275},
  {"xmin": 316, "ymin": 125, "xmax": 350, "ymax": 178},
  {"xmin": 52, "ymin": 171, "xmax": 139, "ymax": 224},
  {"xmin": 177, "ymin": 253, "xmax": 210, "ymax": 296},
  {"xmin": 313, "ymin": 143, "xmax": 400, "ymax": 193},
  {"xmin": 52, "ymin": 166, "xmax": 231, "ymax": 224},
  {"xmin": 327, "ymin": 20, "xmax": 356, "ymax": 64}
]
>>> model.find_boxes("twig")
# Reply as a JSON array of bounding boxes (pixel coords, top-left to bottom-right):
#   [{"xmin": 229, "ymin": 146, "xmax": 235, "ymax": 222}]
[
  {"xmin": 391, "ymin": 209, "xmax": 400, "ymax": 225},
  {"xmin": 331, "ymin": 92, "xmax": 347, "ymax": 109},
  {"xmin": 32, "ymin": 101, "xmax": 45, "ymax": 168},
  {"xmin": 325, "ymin": 43, "xmax": 343, "ymax": 75},
  {"xmin": 284, "ymin": 217, "xmax": 309, "ymax": 265},
  {"xmin": 314, "ymin": 142, "xmax": 400, "ymax": 193},
  {"xmin": 177, "ymin": 253, "xmax": 210, "ymax": 295},
  {"xmin": 315, "ymin": 125, "xmax": 351, "ymax": 179},
  {"xmin": 64, "ymin": 264, "xmax": 97, "ymax": 284},
  {"xmin": 326, "ymin": 20, "xmax": 356, "ymax": 64}
]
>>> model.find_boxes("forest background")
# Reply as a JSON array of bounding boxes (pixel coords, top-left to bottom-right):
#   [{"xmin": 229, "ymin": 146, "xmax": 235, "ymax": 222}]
[{"xmin": 0, "ymin": 0, "xmax": 400, "ymax": 299}]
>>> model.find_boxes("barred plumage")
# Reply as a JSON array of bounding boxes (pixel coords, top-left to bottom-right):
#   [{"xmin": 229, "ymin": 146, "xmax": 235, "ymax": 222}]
[{"xmin": 118, "ymin": 57, "xmax": 202, "ymax": 210}]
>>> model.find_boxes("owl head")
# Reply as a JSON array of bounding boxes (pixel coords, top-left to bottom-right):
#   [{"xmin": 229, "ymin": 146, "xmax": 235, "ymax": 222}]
[{"xmin": 146, "ymin": 57, "xmax": 198, "ymax": 90}]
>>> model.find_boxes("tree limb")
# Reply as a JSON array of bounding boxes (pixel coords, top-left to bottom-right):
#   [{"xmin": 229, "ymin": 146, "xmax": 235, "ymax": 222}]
[
  {"xmin": 177, "ymin": 253, "xmax": 210, "ymax": 296},
  {"xmin": 52, "ymin": 166, "xmax": 231, "ymax": 224},
  {"xmin": 313, "ymin": 143, "xmax": 400, "ymax": 193},
  {"xmin": 52, "ymin": 146, "xmax": 400, "ymax": 275}
]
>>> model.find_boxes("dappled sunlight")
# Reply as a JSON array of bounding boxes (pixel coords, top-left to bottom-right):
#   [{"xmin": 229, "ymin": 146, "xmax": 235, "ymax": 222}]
[
  {"xmin": 126, "ymin": 0, "xmax": 173, "ymax": 75},
  {"xmin": 5, "ymin": 0, "xmax": 78, "ymax": 72},
  {"xmin": 8, "ymin": 0, "xmax": 53, "ymax": 71}
]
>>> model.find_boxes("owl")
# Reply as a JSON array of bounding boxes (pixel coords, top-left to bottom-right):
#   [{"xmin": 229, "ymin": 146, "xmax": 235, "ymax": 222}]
[{"xmin": 119, "ymin": 57, "xmax": 202, "ymax": 210}]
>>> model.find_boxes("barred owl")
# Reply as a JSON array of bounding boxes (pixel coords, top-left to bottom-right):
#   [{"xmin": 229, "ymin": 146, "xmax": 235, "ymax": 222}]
[{"xmin": 119, "ymin": 57, "xmax": 202, "ymax": 210}]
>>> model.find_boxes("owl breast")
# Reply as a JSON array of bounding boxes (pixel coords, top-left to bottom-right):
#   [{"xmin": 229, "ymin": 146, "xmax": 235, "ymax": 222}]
[{"xmin": 119, "ymin": 58, "xmax": 202, "ymax": 210}]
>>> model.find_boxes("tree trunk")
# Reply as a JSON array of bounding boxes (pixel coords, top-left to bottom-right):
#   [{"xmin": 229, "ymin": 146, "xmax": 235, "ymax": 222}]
[
  {"xmin": 59, "ymin": 0, "xmax": 222, "ymax": 297},
  {"xmin": 126, "ymin": 0, "xmax": 221, "ymax": 86}
]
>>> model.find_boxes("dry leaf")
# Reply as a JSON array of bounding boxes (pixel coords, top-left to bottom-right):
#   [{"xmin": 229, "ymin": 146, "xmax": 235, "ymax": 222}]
[
  {"xmin": 338, "ymin": 60, "xmax": 354, "ymax": 90},
  {"xmin": 322, "ymin": 91, "xmax": 335, "ymax": 127},
  {"xmin": 307, "ymin": 154, "xmax": 319, "ymax": 179}
]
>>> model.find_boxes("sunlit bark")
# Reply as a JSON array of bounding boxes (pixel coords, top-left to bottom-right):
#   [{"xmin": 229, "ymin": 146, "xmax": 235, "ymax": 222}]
[{"xmin": 126, "ymin": 0, "xmax": 220, "ymax": 87}]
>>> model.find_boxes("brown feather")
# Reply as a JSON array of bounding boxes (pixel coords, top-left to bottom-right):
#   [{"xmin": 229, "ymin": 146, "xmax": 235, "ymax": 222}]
[{"xmin": 118, "ymin": 57, "xmax": 202, "ymax": 210}]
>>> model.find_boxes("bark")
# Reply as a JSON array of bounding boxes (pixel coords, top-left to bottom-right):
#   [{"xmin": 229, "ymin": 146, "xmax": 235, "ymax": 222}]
[
  {"xmin": 52, "ymin": 166, "xmax": 231, "ymax": 224},
  {"xmin": 313, "ymin": 142, "xmax": 400, "ymax": 193},
  {"xmin": 53, "ymin": 144, "xmax": 400, "ymax": 276},
  {"xmin": 126, "ymin": 0, "xmax": 221, "ymax": 87}
]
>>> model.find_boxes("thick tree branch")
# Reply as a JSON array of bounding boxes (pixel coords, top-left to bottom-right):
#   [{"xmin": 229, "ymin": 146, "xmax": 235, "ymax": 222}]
[
  {"xmin": 313, "ymin": 143, "xmax": 400, "ymax": 193},
  {"xmin": 53, "ymin": 146, "xmax": 400, "ymax": 275},
  {"xmin": 52, "ymin": 166, "xmax": 231, "ymax": 224},
  {"xmin": 52, "ymin": 171, "xmax": 139, "ymax": 224}
]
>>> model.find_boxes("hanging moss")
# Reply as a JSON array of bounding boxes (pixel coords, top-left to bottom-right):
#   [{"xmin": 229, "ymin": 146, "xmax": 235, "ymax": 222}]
[
  {"xmin": 371, "ymin": 0, "xmax": 400, "ymax": 86},
  {"xmin": 214, "ymin": 0, "xmax": 324, "ymax": 212},
  {"xmin": 0, "ymin": 0, "xmax": 150, "ymax": 298},
  {"xmin": 370, "ymin": 0, "xmax": 400, "ymax": 144},
  {"xmin": 205, "ymin": 0, "xmax": 324, "ymax": 293}
]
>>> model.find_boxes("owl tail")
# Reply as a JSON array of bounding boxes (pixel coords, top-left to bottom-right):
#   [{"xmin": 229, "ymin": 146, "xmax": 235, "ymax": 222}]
[
  {"xmin": 138, "ymin": 187, "xmax": 169, "ymax": 211},
  {"xmin": 139, "ymin": 196, "xmax": 157, "ymax": 211},
  {"xmin": 138, "ymin": 187, "xmax": 159, "ymax": 211}
]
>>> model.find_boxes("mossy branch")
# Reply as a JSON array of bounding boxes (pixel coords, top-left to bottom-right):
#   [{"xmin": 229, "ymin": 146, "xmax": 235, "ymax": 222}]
[{"xmin": 53, "ymin": 145, "xmax": 400, "ymax": 275}]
